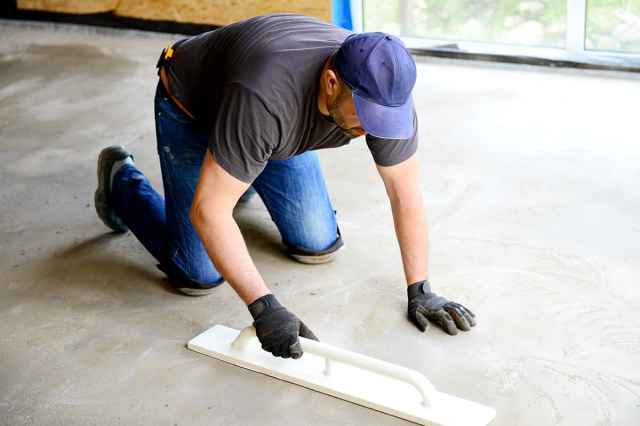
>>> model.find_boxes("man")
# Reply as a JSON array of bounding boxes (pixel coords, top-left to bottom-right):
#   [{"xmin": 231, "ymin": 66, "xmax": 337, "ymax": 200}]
[{"xmin": 94, "ymin": 13, "xmax": 476, "ymax": 359}]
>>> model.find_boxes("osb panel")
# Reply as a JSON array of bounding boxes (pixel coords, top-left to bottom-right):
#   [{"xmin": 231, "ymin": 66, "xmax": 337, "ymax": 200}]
[
  {"xmin": 17, "ymin": 0, "xmax": 119, "ymax": 14},
  {"xmin": 114, "ymin": 0, "xmax": 331, "ymax": 25}
]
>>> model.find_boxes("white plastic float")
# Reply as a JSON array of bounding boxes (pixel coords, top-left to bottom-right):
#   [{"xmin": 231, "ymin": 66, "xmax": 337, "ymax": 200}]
[{"xmin": 188, "ymin": 324, "xmax": 496, "ymax": 426}]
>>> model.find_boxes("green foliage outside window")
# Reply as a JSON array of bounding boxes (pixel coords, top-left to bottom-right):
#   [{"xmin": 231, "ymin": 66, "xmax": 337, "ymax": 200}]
[{"xmin": 587, "ymin": 0, "xmax": 640, "ymax": 52}]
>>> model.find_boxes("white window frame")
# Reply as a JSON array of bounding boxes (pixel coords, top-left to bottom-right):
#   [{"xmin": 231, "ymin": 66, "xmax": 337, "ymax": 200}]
[{"xmin": 350, "ymin": 0, "xmax": 640, "ymax": 70}]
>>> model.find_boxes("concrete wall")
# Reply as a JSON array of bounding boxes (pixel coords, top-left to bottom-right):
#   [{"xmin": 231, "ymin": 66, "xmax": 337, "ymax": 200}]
[{"xmin": 17, "ymin": 0, "xmax": 332, "ymax": 25}]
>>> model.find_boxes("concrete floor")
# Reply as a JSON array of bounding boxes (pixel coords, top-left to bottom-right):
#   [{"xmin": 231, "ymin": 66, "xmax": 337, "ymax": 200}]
[{"xmin": 1, "ymin": 19, "xmax": 639, "ymax": 426}]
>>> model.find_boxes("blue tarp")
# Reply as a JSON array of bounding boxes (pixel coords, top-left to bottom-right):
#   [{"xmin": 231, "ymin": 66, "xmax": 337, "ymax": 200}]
[{"xmin": 332, "ymin": 0, "xmax": 353, "ymax": 30}]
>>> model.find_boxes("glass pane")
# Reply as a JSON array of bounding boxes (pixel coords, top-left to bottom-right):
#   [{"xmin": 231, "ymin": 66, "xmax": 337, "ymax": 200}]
[
  {"xmin": 363, "ymin": 0, "xmax": 567, "ymax": 48},
  {"xmin": 586, "ymin": 0, "xmax": 640, "ymax": 53}
]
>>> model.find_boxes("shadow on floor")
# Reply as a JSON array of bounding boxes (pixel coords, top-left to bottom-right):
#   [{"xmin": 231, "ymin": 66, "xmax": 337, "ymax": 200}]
[{"xmin": 35, "ymin": 214, "xmax": 289, "ymax": 297}]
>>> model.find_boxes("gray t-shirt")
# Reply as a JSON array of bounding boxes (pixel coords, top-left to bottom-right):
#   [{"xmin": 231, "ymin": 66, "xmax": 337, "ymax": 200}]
[{"xmin": 164, "ymin": 13, "xmax": 418, "ymax": 183}]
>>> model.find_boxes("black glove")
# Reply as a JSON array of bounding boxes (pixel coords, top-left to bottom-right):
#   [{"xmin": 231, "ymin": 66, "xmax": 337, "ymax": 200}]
[
  {"xmin": 248, "ymin": 294, "xmax": 318, "ymax": 359},
  {"xmin": 407, "ymin": 280, "xmax": 477, "ymax": 335}
]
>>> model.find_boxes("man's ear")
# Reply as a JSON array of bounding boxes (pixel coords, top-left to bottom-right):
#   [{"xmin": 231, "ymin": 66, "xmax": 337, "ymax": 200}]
[{"xmin": 324, "ymin": 69, "xmax": 340, "ymax": 98}]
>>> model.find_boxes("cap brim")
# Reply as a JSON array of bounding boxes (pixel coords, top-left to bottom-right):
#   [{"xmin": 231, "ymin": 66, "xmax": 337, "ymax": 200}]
[{"xmin": 353, "ymin": 93, "xmax": 414, "ymax": 140}]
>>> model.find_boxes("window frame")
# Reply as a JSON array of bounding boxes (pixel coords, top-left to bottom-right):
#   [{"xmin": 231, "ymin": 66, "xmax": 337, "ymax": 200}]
[{"xmin": 351, "ymin": 0, "xmax": 640, "ymax": 72}]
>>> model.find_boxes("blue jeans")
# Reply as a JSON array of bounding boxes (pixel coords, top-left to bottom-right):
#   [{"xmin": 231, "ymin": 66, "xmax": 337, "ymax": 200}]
[{"xmin": 109, "ymin": 81, "xmax": 342, "ymax": 287}]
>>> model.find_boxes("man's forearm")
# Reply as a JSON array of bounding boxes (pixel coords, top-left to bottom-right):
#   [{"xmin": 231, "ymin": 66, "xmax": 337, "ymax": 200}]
[
  {"xmin": 191, "ymin": 211, "xmax": 271, "ymax": 304},
  {"xmin": 389, "ymin": 196, "xmax": 429, "ymax": 286}
]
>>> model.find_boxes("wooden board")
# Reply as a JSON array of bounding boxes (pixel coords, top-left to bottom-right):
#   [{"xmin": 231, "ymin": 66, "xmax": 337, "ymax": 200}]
[
  {"xmin": 114, "ymin": 0, "xmax": 331, "ymax": 25},
  {"xmin": 188, "ymin": 325, "xmax": 496, "ymax": 426},
  {"xmin": 17, "ymin": 0, "xmax": 119, "ymax": 14},
  {"xmin": 16, "ymin": 0, "xmax": 331, "ymax": 25}
]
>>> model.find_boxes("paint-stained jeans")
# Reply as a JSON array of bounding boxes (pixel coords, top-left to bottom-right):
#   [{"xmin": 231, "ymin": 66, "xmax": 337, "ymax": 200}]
[{"xmin": 109, "ymin": 81, "xmax": 342, "ymax": 287}]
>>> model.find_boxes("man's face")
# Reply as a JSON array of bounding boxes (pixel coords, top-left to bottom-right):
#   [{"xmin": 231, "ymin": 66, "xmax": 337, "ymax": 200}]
[{"xmin": 327, "ymin": 84, "xmax": 366, "ymax": 138}]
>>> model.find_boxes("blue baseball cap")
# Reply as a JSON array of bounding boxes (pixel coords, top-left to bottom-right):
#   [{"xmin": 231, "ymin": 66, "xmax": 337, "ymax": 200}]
[{"xmin": 334, "ymin": 32, "xmax": 416, "ymax": 140}]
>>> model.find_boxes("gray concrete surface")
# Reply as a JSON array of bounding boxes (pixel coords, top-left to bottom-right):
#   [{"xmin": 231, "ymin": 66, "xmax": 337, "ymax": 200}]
[{"xmin": 1, "ymin": 19, "xmax": 639, "ymax": 426}]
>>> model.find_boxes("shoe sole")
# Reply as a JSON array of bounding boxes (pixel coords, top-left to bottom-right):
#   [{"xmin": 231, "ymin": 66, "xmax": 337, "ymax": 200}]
[
  {"xmin": 175, "ymin": 286, "xmax": 218, "ymax": 296},
  {"xmin": 289, "ymin": 245, "xmax": 345, "ymax": 264}
]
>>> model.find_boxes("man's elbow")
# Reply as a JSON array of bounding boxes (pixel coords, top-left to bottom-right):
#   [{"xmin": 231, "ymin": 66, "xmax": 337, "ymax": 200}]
[
  {"xmin": 389, "ymin": 189, "xmax": 424, "ymax": 213},
  {"xmin": 189, "ymin": 203, "xmax": 205, "ymax": 231},
  {"xmin": 189, "ymin": 201, "xmax": 224, "ymax": 230}
]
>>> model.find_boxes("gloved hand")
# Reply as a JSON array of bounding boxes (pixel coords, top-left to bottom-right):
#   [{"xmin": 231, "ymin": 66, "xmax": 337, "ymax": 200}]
[
  {"xmin": 248, "ymin": 294, "xmax": 318, "ymax": 359},
  {"xmin": 407, "ymin": 280, "xmax": 477, "ymax": 335}
]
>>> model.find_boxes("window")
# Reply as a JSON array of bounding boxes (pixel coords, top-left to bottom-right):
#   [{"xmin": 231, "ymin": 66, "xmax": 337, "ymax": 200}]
[
  {"xmin": 363, "ymin": 0, "xmax": 567, "ymax": 48},
  {"xmin": 352, "ymin": 0, "xmax": 640, "ymax": 68}
]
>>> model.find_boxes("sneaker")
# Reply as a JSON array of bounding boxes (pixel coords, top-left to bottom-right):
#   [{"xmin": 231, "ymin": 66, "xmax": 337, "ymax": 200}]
[
  {"xmin": 94, "ymin": 145, "xmax": 134, "ymax": 233},
  {"xmin": 286, "ymin": 226, "xmax": 344, "ymax": 264},
  {"xmin": 156, "ymin": 263, "xmax": 223, "ymax": 297},
  {"xmin": 174, "ymin": 281, "xmax": 220, "ymax": 297}
]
